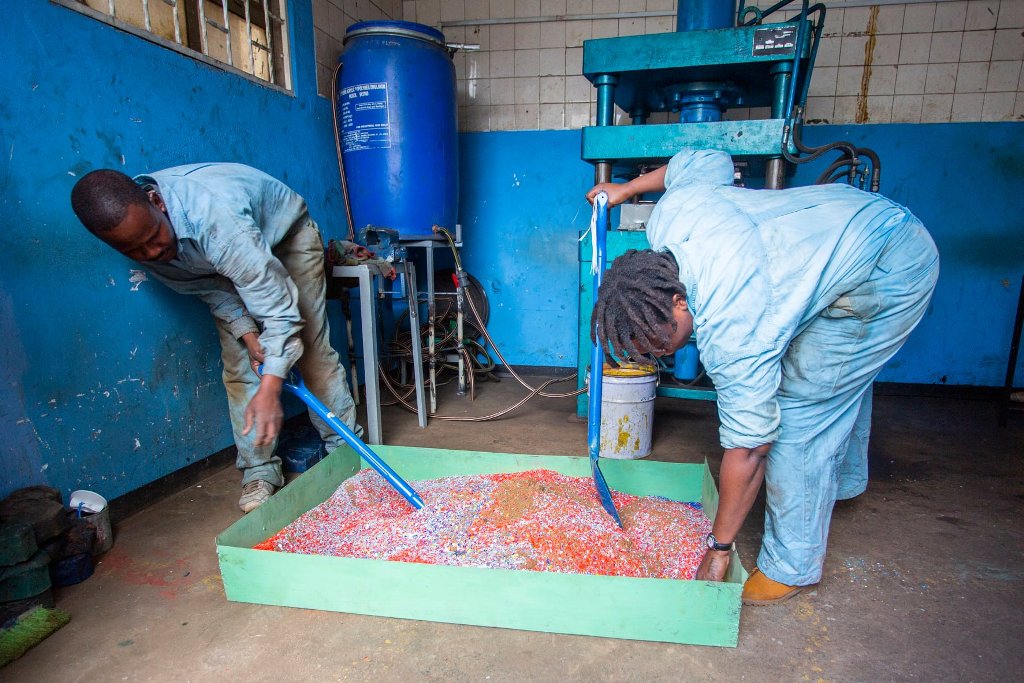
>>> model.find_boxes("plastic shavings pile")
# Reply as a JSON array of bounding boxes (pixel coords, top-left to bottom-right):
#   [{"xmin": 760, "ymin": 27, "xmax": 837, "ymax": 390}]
[{"xmin": 254, "ymin": 468, "xmax": 711, "ymax": 580}]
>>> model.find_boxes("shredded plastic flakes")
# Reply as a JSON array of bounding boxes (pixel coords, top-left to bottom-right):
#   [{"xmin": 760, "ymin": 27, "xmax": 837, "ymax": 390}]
[{"xmin": 254, "ymin": 468, "xmax": 711, "ymax": 579}]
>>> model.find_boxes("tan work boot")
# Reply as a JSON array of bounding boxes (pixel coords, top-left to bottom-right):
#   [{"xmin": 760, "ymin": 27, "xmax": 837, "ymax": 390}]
[
  {"xmin": 238, "ymin": 480, "xmax": 275, "ymax": 513},
  {"xmin": 742, "ymin": 567, "xmax": 813, "ymax": 605}
]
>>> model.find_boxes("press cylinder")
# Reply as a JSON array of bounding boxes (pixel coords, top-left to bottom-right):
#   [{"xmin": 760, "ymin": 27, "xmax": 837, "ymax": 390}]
[{"xmin": 677, "ymin": 0, "xmax": 735, "ymax": 32}]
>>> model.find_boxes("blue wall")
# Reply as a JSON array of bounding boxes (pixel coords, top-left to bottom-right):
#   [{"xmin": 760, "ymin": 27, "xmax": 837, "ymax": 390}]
[
  {"xmin": 458, "ymin": 131, "xmax": 595, "ymax": 368},
  {"xmin": 459, "ymin": 124, "xmax": 1024, "ymax": 387},
  {"xmin": 797, "ymin": 124, "xmax": 1024, "ymax": 386},
  {"xmin": 0, "ymin": 0, "xmax": 346, "ymax": 500}
]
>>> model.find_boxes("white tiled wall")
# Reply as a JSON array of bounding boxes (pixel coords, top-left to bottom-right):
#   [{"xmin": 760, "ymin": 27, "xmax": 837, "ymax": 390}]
[
  {"xmin": 314, "ymin": 1, "xmax": 1024, "ymax": 128},
  {"xmin": 312, "ymin": 0, "xmax": 403, "ymax": 97}
]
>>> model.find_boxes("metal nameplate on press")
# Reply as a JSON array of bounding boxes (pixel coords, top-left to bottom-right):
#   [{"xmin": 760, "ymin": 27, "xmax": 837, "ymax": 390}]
[{"xmin": 752, "ymin": 26, "xmax": 797, "ymax": 56}]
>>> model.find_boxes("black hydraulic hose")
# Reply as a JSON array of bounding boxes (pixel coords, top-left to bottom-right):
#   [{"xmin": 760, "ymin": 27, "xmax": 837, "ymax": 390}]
[
  {"xmin": 826, "ymin": 169, "xmax": 856, "ymax": 185},
  {"xmin": 783, "ymin": 132, "xmax": 858, "ymax": 173},
  {"xmin": 855, "ymin": 146, "xmax": 882, "ymax": 191},
  {"xmin": 815, "ymin": 156, "xmax": 857, "ymax": 185},
  {"xmin": 330, "ymin": 61, "xmax": 356, "ymax": 240},
  {"xmin": 787, "ymin": 112, "xmax": 882, "ymax": 190},
  {"xmin": 793, "ymin": 109, "xmax": 881, "ymax": 191},
  {"xmin": 790, "ymin": 112, "xmax": 858, "ymax": 160},
  {"xmin": 783, "ymin": 137, "xmax": 854, "ymax": 166}
]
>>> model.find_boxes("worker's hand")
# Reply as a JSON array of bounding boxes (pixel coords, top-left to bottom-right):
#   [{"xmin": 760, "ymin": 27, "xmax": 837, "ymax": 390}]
[
  {"xmin": 241, "ymin": 332, "xmax": 265, "ymax": 374},
  {"xmin": 586, "ymin": 182, "xmax": 635, "ymax": 207},
  {"xmin": 694, "ymin": 549, "xmax": 731, "ymax": 582},
  {"xmin": 242, "ymin": 376, "xmax": 284, "ymax": 447},
  {"xmin": 346, "ymin": 244, "xmax": 376, "ymax": 260},
  {"xmin": 384, "ymin": 265, "xmax": 397, "ymax": 281}
]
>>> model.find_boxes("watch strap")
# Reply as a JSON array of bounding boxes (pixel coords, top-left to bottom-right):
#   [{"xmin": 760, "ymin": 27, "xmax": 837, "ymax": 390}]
[{"xmin": 706, "ymin": 533, "xmax": 734, "ymax": 552}]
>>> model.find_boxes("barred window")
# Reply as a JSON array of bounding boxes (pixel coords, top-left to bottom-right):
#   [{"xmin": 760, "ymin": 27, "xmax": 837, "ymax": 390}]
[{"xmin": 55, "ymin": 0, "xmax": 291, "ymax": 91}]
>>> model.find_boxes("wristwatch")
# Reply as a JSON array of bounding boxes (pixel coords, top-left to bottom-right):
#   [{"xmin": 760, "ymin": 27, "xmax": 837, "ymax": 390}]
[{"xmin": 706, "ymin": 533, "xmax": 734, "ymax": 552}]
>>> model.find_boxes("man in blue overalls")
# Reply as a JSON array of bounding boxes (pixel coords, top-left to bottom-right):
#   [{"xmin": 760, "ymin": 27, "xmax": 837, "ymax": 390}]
[
  {"xmin": 72, "ymin": 163, "xmax": 365, "ymax": 514},
  {"xmin": 588, "ymin": 149, "xmax": 939, "ymax": 604}
]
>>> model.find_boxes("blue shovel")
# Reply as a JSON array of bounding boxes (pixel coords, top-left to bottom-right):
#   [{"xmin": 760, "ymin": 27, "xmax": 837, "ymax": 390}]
[
  {"xmin": 260, "ymin": 366, "xmax": 425, "ymax": 510},
  {"xmin": 588, "ymin": 192, "xmax": 624, "ymax": 527}
]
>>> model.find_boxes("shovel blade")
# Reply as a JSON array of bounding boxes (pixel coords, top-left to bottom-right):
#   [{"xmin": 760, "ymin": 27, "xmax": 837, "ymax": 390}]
[{"xmin": 590, "ymin": 456, "xmax": 623, "ymax": 528}]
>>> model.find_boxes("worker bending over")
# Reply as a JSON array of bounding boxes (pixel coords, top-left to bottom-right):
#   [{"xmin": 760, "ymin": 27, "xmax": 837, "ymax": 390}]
[
  {"xmin": 72, "ymin": 163, "xmax": 364, "ymax": 513},
  {"xmin": 588, "ymin": 149, "xmax": 939, "ymax": 604}
]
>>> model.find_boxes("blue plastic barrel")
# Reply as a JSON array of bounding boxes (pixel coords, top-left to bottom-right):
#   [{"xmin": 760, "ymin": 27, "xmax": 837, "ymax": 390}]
[
  {"xmin": 677, "ymin": 0, "xmax": 735, "ymax": 32},
  {"xmin": 337, "ymin": 21, "xmax": 458, "ymax": 241}
]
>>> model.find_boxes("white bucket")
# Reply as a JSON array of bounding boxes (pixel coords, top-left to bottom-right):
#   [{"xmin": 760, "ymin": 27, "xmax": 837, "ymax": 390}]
[
  {"xmin": 69, "ymin": 489, "xmax": 113, "ymax": 555},
  {"xmin": 599, "ymin": 365, "xmax": 658, "ymax": 460}
]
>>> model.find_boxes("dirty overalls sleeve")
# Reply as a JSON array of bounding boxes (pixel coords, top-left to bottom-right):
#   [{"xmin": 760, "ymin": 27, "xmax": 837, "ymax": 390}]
[
  {"xmin": 202, "ymin": 211, "xmax": 305, "ymax": 379},
  {"xmin": 143, "ymin": 266, "xmax": 260, "ymax": 340}
]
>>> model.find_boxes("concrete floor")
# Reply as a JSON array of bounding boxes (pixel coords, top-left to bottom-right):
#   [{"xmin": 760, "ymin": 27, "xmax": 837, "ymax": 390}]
[{"xmin": 6, "ymin": 373, "xmax": 1024, "ymax": 682}]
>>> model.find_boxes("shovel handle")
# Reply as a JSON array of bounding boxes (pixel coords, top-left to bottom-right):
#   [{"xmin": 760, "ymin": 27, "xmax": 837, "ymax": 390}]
[{"xmin": 258, "ymin": 366, "xmax": 425, "ymax": 510}]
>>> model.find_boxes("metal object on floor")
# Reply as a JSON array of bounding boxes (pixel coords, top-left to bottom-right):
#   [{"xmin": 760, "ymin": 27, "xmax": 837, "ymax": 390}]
[
  {"xmin": 599, "ymin": 365, "xmax": 658, "ymax": 460},
  {"xmin": 402, "ymin": 260, "xmax": 428, "ymax": 428},
  {"xmin": 274, "ymin": 368, "xmax": 424, "ymax": 510},
  {"xmin": 333, "ymin": 262, "xmax": 427, "ymax": 443},
  {"xmin": 403, "ymin": 232, "xmax": 466, "ymax": 411},
  {"xmin": 588, "ymin": 192, "xmax": 623, "ymax": 527}
]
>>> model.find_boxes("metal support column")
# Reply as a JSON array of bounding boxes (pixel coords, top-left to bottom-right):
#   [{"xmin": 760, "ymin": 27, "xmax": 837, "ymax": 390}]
[
  {"xmin": 402, "ymin": 236, "xmax": 468, "ymax": 403},
  {"xmin": 403, "ymin": 261, "xmax": 428, "ymax": 428},
  {"xmin": 351, "ymin": 265, "xmax": 382, "ymax": 444},
  {"xmin": 593, "ymin": 74, "xmax": 619, "ymax": 184},
  {"xmin": 332, "ymin": 263, "xmax": 428, "ymax": 443},
  {"xmin": 765, "ymin": 61, "xmax": 794, "ymax": 189},
  {"xmin": 425, "ymin": 243, "xmax": 438, "ymax": 412}
]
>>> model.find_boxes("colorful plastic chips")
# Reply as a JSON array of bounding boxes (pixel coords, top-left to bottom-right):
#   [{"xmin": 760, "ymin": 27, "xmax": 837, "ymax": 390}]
[{"xmin": 255, "ymin": 468, "xmax": 711, "ymax": 580}]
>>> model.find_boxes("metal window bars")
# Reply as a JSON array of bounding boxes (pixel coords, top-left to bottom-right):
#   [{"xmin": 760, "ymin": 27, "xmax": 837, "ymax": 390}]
[{"xmin": 73, "ymin": 0, "xmax": 285, "ymax": 88}]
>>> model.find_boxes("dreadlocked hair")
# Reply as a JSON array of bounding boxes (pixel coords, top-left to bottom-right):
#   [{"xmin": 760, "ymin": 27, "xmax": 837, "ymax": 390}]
[{"xmin": 591, "ymin": 249, "xmax": 686, "ymax": 360}]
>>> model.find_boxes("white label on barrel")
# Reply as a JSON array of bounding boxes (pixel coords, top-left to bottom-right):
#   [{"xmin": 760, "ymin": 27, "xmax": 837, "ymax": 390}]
[
  {"xmin": 340, "ymin": 82, "xmax": 392, "ymax": 152},
  {"xmin": 327, "ymin": 412, "xmax": 337, "ymax": 419}
]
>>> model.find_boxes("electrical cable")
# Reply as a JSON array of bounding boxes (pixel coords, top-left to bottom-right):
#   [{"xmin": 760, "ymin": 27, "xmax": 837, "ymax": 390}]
[
  {"xmin": 330, "ymin": 61, "xmax": 357, "ymax": 240},
  {"xmin": 373, "ymin": 226, "xmax": 585, "ymax": 422},
  {"xmin": 435, "ymin": 226, "xmax": 585, "ymax": 399},
  {"xmin": 380, "ymin": 361, "xmax": 575, "ymax": 422}
]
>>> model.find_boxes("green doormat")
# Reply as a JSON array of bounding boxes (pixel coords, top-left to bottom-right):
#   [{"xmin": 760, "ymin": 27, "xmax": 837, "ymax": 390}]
[{"xmin": 0, "ymin": 607, "xmax": 71, "ymax": 667}]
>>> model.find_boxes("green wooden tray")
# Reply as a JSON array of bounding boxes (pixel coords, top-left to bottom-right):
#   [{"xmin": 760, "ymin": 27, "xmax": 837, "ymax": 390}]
[{"xmin": 216, "ymin": 446, "xmax": 746, "ymax": 647}]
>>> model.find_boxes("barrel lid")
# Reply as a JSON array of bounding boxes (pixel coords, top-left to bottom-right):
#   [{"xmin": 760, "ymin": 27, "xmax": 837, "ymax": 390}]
[
  {"xmin": 603, "ymin": 362, "xmax": 657, "ymax": 377},
  {"xmin": 344, "ymin": 20, "xmax": 446, "ymax": 47}
]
